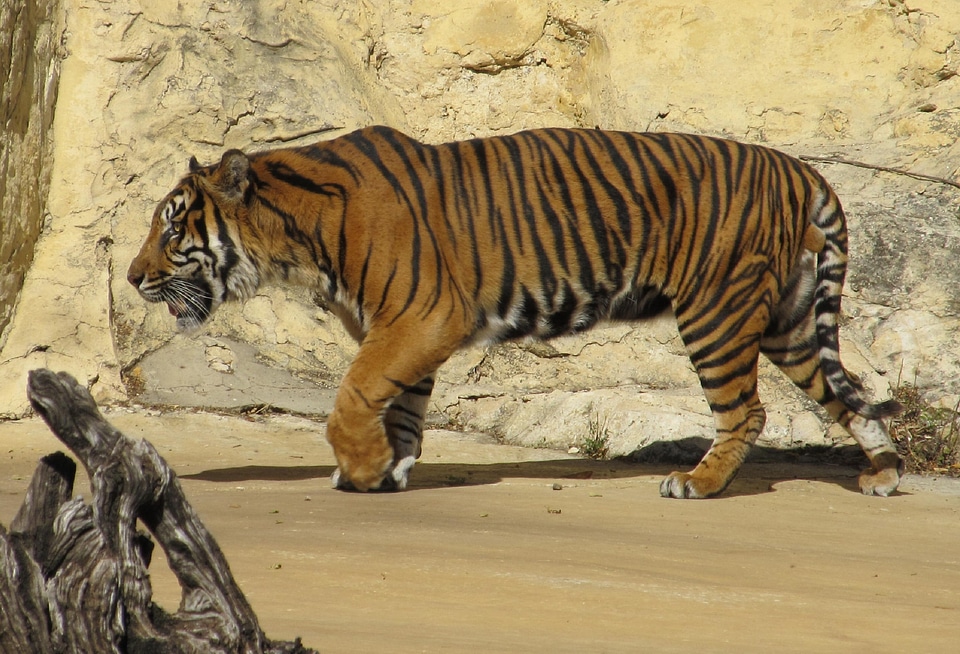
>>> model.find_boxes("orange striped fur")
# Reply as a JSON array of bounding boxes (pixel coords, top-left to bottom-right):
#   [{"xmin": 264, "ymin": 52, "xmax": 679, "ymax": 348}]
[{"xmin": 128, "ymin": 127, "xmax": 902, "ymax": 497}]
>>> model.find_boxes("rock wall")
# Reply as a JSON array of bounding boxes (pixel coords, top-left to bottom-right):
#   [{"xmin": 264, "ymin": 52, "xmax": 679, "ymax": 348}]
[
  {"xmin": 0, "ymin": 0, "xmax": 63, "ymax": 346},
  {"xmin": 1, "ymin": 0, "xmax": 958, "ymax": 458}
]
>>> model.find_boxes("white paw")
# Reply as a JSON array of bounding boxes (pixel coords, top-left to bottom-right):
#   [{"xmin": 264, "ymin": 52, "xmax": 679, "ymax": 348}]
[
  {"xmin": 330, "ymin": 456, "xmax": 416, "ymax": 492},
  {"xmin": 390, "ymin": 455, "xmax": 417, "ymax": 490}
]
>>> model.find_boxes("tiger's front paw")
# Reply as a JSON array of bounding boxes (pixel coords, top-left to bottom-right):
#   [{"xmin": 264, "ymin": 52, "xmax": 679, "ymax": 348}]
[
  {"xmin": 659, "ymin": 470, "xmax": 729, "ymax": 499},
  {"xmin": 331, "ymin": 455, "xmax": 417, "ymax": 492},
  {"xmin": 329, "ymin": 444, "xmax": 393, "ymax": 492}
]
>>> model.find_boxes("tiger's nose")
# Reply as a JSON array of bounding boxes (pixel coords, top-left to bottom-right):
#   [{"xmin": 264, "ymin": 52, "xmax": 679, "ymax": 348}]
[{"xmin": 127, "ymin": 268, "xmax": 144, "ymax": 288}]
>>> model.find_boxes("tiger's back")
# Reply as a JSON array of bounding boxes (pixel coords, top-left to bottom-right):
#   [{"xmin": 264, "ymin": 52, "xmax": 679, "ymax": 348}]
[
  {"xmin": 398, "ymin": 129, "xmax": 815, "ymax": 345},
  {"xmin": 128, "ymin": 126, "xmax": 902, "ymax": 498}
]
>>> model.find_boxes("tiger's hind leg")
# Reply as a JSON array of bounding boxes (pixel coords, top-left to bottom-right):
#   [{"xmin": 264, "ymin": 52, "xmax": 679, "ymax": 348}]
[
  {"xmin": 759, "ymin": 257, "xmax": 903, "ymax": 496},
  {"xmin": 660, "ymin": 307, "xmax": 768, "ymax": 499}
]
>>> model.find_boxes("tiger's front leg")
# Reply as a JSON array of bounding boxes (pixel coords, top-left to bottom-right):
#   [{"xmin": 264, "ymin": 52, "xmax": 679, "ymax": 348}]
[
  {"xmin": 331, "ymin": 375, "xmax": 436, "ymax": 491},
  {"xmin": 327, "ymin": 328, "xmax": 451, "ymax": 492}
]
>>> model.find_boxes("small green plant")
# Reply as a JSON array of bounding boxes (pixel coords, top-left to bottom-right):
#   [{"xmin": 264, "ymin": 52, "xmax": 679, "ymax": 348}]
[
  {"xmin": 889, "ymin": 382, "xmax": 960, "ymax": 476},
  {"xmin": 582, "ymin": 411, "xmax": 611, "ymax": 460}
]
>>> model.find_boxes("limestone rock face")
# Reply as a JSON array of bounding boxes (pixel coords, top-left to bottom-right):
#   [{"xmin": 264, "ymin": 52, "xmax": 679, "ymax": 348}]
[
  {"xmin": 0, "ymin": 0, "xmax": 63, "ymax": 346},
  {"xmin": 1, "ymin": 0, "xmax": 958, "ymax": 458}
]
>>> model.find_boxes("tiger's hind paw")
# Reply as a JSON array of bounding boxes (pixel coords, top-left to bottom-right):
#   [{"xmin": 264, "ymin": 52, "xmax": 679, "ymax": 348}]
[
  {"xmin": 858, "ymin": 452, "xmax": 904, "ymax": 497},
  {"xmin": 659, "ymin": 470, "xmax": 730, "ymax": 499}
]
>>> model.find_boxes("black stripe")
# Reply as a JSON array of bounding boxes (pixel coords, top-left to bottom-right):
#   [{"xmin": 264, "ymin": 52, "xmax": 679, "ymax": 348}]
[
  {"xmin": 386, "ymin": 422, "xmax": 421, "ymax": 438},
  {"xmin": 503, "ymin": 134, "xmax": 558, "ymax": 300},
  {"xmin": 450, "ymin": 142, "xmax": 485, "ymax": 297},
  {"xmin": 521, "ymin": 133, "xmax": 571, "ymax": 277},
  {"xmin": 374, "ymin": 129, "xmax": 445, "ymax": 319},
  {"xmin": 388, "ymin": 404, "xmax": 425, "ymax": 420},
  {"xmin": 356, "ymin": 243, "xmax": 374, "ymax": 326},
  {"xmin": 385, "ymin": 377, "xmax": 435, "ymax": 396},
  {"xmin": 266, "ymin": 161, "xmax": 341, "ymax": 197},
  {"xmin": 544, "ymin": 280, "xmax": 580, "ymax": 337},
  {"xmin": 302, "ymin": 144, "xmax": 362, "ymax": 184},
  {"xmin": 541, "ymin": 130, "xmax": 598, "ymax": 292},
  {"xmin": 374, "ymin": 265, "xmax": 397, "ymax": 318}
]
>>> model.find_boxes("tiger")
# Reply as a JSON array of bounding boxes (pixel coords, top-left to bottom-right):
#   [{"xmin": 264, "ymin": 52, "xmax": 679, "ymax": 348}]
[{"xmin": 127, "ymin": 126, "xmax": 904, "ymax": 498}]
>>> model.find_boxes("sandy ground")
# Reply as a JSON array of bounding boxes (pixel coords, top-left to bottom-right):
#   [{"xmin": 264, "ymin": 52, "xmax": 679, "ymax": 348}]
[{"xmin": 2, "ymin": 408, "xmax": 959, "ymax": 653}]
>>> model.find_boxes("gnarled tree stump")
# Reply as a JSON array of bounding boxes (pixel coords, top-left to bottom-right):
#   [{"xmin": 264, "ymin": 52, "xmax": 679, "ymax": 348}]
[{"xmin": 0, "ymin": 369, "xmax": 317, "ymax": 654}]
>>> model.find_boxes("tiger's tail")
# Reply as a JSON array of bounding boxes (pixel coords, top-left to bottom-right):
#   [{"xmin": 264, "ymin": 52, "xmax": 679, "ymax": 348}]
[{"xmin": 809, "ymin": 187, "xmax": 903, "ymax": 420}]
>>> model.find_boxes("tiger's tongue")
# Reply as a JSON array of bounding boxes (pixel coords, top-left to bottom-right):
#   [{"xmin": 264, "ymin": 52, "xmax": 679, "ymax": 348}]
[{"xmin": 167, "ymin": 303, "xmax": 179, "ymax": 317}]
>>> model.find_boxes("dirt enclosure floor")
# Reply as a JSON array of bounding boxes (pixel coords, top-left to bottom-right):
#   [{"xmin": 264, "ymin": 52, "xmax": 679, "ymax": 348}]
[{"xmin": 2, "ymin": 409, "xmax": 959, "ymax": 653}]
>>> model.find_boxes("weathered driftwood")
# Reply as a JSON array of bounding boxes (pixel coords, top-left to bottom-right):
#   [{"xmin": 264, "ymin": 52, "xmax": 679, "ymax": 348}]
[{"xmin": 0, "ymin": 369, "xmax": 317, "ymax": 654}]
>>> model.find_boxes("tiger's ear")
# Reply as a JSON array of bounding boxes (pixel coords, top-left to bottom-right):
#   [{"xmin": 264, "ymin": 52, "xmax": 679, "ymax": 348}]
[
  {"xmin": 209, "ymin": 149, "xmax": 251, "ymax": 203},
  {"xmin": 188, "ymin": 155, "xmax": 203, "ymax": 173}
]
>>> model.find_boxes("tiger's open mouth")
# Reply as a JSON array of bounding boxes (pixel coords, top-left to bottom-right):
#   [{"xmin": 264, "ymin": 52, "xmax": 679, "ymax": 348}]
[
  {"xmin": 147, "ymin": 277, "xmax": 216, "ymax": 332},
  {"xmin": 163, "ymin": 298, "xmax": 198, "ymax": 331}
]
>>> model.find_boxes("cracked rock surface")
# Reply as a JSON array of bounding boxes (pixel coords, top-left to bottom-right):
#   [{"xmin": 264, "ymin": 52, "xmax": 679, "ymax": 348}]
[{"xmin": 1, "ymin": 0, "xmax": 958, "ymax": 457}]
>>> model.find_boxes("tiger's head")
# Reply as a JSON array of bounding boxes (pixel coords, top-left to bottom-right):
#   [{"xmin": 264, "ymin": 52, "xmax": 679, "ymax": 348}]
[{"xmin": 127, "ymin": 150, "xmax": 261, "ymax": 331}]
